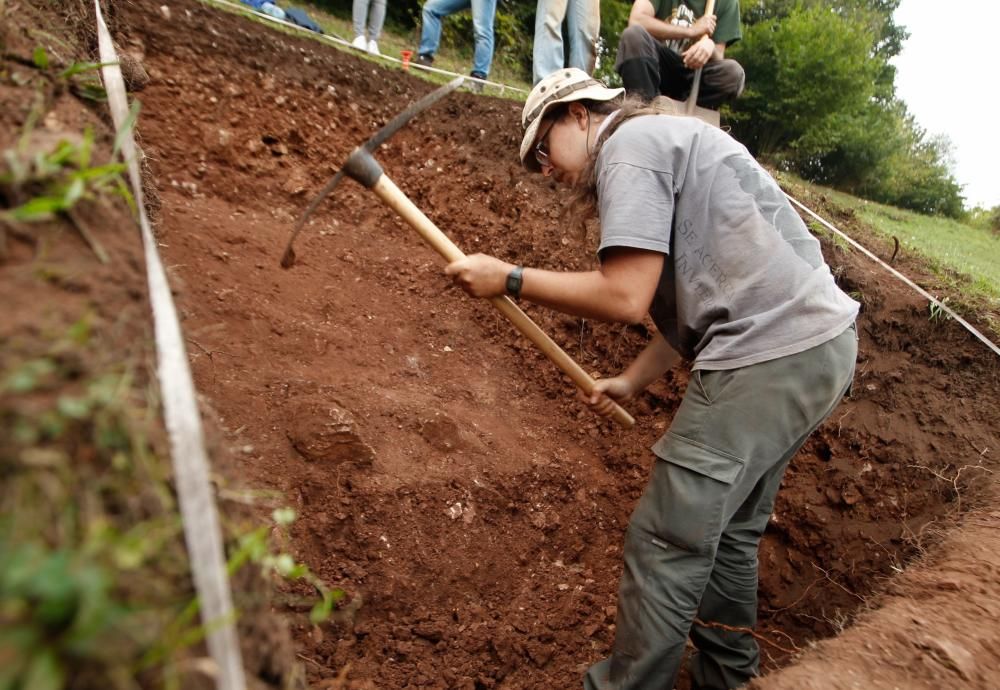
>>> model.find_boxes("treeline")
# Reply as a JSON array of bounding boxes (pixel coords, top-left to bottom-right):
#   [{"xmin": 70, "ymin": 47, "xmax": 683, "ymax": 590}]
[
  {"xmin": 727, "ymin": 0, "xmax": 965, "ymax": 218},
  {"xmin": 310, "ymin": 0, "xmax": 969, "ymax": 218}
]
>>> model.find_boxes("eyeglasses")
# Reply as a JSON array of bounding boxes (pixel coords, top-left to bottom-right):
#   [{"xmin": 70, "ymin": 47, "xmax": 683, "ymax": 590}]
[{"xmin": 534, "ymin": 118, "xmax": 556, "ymax": 168}]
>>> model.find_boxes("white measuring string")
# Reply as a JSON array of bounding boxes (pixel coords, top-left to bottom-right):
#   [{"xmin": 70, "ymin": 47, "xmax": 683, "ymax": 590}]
[
  {"xmin": 786, "ymin": 193, "xmax": 1000, "ymax": 359},
  {"xmin": 93, "ymin": 3, "xmax": 247, "ymax": 689},
  {"xmin": 203, "ymin": 0, "xmax": 527, "ymax": 95}
]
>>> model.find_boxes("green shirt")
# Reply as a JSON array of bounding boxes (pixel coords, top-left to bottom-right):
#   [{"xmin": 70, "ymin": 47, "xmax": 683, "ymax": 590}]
[{"xmin": 650, "ymin": 0, "xmax": 742, "ymax": 46}]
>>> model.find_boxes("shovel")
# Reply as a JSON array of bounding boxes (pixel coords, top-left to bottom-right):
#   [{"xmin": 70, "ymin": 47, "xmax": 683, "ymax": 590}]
[
  {"xmin": 655, "ymin": 0, "xmax": 721, "ymax": 127},
  {"xmin": 281, "ymin": 78, "xmax": 635, "ymax": 429}
]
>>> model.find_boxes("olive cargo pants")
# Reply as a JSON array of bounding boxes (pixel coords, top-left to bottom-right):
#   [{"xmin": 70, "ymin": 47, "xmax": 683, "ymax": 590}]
[{"xmin": 585, "ymin": 325, "xmax": 858, "ymax": 690}]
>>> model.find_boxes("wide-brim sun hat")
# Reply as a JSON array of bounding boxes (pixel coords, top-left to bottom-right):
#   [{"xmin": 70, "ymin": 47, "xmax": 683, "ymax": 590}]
[{"xmin": 519, "ymin": 68, "xmax": 624, "ymax": 172}]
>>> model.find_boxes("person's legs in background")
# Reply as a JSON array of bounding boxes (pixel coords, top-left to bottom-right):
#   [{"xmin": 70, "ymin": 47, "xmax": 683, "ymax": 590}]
[
  {"xmin": 614, "ymin": 24, "xmax": 664, "ymax": 101},
  {"xmin": 694, "ymin": 59, "xmax": 745, "ymax": 108},
  {"xmin": 532, "ymin": 0, "xmax": 568, "ymax": 85},
  {"xmin": 364, "ymin": 0, "xmax": 387, "ymax": 53},
  {"xmin": 418, "ymin": 0, "xmax": 469, "ymax": 61},
  {"xmin": 566, "ymin": 0, "xmax": 599, "ymax": 76},
  {"xmin": 654, "ymin": 47, "xmax": 691, "ymax": 101},
  {"xmin": 616, "ymin": 24, "xmax": 744, "ymax": 109},
  {"xmin": 351, "ymin": 0, "xmax": 370, "ymax": 48},
  {"xmin": 469, "ymin": 0, "xmax": 498, "ymax": 78}
]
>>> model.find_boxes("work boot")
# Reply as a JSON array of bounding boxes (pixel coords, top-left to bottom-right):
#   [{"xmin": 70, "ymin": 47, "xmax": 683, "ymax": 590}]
[
  {"xmin": 350, "ymin": 35, "xmax": 366, "ymax": 50},
  {"xmin": 467, "ymin": 71, "xmax": 486, "ymax": 94},
  {"xmin": 416, "ymin": 53, "xmax": 433, "ymax": 66}
]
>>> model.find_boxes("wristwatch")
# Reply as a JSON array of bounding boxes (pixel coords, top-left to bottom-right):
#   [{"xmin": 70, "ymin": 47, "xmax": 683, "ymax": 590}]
[{"xmin": 505, "ymin": 265, "xmax": 524, "ymax": 300}]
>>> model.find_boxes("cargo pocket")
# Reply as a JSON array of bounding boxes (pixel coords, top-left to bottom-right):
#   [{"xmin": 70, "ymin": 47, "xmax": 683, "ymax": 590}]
[
  {"xmin": 638, "ymin": 433, "xmax": 746, "ymax": 554},
  {"xmin": 652, "ymin": 432, "xmax": 745, "ymax": 484},
  {"xmin": 692, "ymin": 368, "xmax": 737, "ymax": 406}
]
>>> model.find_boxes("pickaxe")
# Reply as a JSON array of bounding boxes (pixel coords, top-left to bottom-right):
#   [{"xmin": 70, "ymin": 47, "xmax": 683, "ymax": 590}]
[{"xmin": 280, "ymin": 77, "xmax": 635, "ymax": 429}]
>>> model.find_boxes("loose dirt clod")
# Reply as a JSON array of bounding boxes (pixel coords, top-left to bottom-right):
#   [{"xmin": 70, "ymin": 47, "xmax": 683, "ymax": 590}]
[{"xmin": 285, "ymin": 396, "xmax": 375, "ymax": 466}]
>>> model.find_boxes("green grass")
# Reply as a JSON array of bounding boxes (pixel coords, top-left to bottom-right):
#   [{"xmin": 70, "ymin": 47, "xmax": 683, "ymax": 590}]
[
  {"xmin": 777, "ymin": 172, "xmax": 1000, "ymax": 309},
  {"xmin": 832, "ymin": 190, "xmax": 1000, "ymax": 302}
]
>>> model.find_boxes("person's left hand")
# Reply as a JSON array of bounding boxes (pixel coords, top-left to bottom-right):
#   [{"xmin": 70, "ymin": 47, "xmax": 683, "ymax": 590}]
[
  {"xmin": 682, "ymin": 34, "xmax": 715, "ymax": 69},
  {"xmin": 444, "ymin": 253, "xmax": 514, "ymax": 298},
  {"xmin": 578, "ymin": 375, "xmax": 636, "ymax": 418}
]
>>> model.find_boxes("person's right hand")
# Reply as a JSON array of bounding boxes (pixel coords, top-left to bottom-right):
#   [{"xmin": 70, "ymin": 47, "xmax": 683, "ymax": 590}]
[
  {"xmin": 689, "ymin": 14, "xmax": 716, "ymax": 39},
  {"xmin": 445, "ymin": 254, "xmax": 514, "ymax": 298},
  {"xmin": 682, "ymin": 34, "xmax": 714, "ymax": 69},
  {"xmin": 579, "ymin": 376, "xmax": 636, "ymax": 418}
]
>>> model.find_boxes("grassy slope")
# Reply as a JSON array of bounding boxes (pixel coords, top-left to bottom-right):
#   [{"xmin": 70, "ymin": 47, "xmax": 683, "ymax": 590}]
[
  {"xmin": 778, "ymin": 173, "xmax": 1000, "ymax": 335},
  {"xmin": 822, "ymin": 184, "xmax": 999, "ymax": 299}
]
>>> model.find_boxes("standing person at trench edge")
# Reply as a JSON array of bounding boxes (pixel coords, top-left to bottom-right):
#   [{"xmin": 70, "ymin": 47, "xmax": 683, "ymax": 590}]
[
  {"xmin": 415, "ymin": 0, "xmax": 497, "ymax": 87},
  {"xmin": 351, "ymin": 0, "xmax": 386, "ymax": 55},
  {"xmin": 532, "ymin": 0, "xmax": 601, "ymax": 85},
  {"xmin": 444, "ymin": 68, "xmax": 860, "ymax": 690}
]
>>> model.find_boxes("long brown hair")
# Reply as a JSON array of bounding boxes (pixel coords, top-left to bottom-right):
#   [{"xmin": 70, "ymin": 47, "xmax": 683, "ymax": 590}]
[{"xmin": 565, "ymin": 96, "xmax": 681, "ymax": 234}]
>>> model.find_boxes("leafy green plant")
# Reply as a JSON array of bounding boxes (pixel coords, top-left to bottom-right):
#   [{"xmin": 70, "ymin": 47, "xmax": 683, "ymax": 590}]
[
  {"xmin": 1, "ymin": 365, "xmax": 170, "ymax": 687},
  {"xmin": 928, "ymin": 297, "xmax": 951, "ymax": 323},
  {"xmin": 728, "ymin": 3, "xmax": 963, "ymax": 218},
  {"xmin": 1, "ymin": 312, "xmax": 200, "ymax": 689},
  {"xmin": 229, "ymin": 507, "xmax": 346, "ymax": 625},
  {"xmin": 29, "ymin": 46, "xmax": 111, "ymax": 101},
  {"xmin": 0, "ymin": 543, "xmax": 119, "ymax": 690},
  {"xmin": 1, "ymin": 112, "xmax": 136, "ymax": 223}
]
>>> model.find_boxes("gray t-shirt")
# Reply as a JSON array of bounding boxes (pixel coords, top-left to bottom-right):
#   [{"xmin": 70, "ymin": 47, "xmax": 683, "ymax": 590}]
[{"xmin": 597, "ymin": 114, "xmax": 859, "ymax": 370}]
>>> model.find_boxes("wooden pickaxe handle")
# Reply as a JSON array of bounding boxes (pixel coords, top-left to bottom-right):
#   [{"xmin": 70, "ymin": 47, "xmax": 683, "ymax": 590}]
[
  {"xmin": 370, "ymin": 174, "xmax": 636, "ymax": 430},
  {"xmin": 685, "ymin": 0, "xmax": 717, "ymax": 115}
]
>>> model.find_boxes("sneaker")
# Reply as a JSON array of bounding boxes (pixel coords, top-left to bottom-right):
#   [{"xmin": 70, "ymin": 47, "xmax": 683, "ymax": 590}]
[
  {"xmin": 367, "ymin": 39, "xmax": 380, "ymax": 55},
  {"xmin": 467, "ymin": 71, "xmax": 487, "ymax": 93},
  {"xmin": 350, "ymin": 35, "xmax": 366, "ymax": 50},
  {"xmin": 416, "ymin": 53, "xmax": 433, "ymax": 66}
]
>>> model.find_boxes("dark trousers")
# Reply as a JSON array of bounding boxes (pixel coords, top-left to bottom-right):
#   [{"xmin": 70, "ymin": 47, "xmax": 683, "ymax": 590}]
[{"xmin": 614, "ymin": 24, "xmax": 744, "ymax": 108}]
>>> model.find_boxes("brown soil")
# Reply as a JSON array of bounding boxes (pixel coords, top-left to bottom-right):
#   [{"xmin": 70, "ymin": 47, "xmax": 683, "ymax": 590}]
[{"xmin": 7, "ymin": 0, "xmax": 999, "ymax": 687}]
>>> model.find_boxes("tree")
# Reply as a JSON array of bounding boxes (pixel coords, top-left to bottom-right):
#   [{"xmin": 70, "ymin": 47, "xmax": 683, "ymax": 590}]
[
  {"xmin": 726, "ymin": 1, "xmax": 962, "ymax": 217},
  {"xmin": 727, "ymin": 4, "xmax": 880, "ymax": 162}
]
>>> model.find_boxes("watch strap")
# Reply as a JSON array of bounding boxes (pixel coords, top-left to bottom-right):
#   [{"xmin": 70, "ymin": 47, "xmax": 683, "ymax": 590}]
[{"xmin": 505, "ymin": 265, "xmax": 524, "ymax": 300}]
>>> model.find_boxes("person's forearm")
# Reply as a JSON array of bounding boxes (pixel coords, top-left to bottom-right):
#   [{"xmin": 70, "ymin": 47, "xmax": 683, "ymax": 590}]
[
  {"xmin": 621, "ymin": 332, "xmax": 680, "ymax": 392},
  {"xmin": 632, "ymin": 16, "xmax": 695, "ymax": 42},
  {"xmin": 520, "ymin": 267, "xmax": 650, "ymax": 324}
]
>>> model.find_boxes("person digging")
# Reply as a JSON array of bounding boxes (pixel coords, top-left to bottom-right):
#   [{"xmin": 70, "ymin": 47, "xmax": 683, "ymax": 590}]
[{"xmin": 444, "ymin": 68, "xmax": 860, "ymax": 690}]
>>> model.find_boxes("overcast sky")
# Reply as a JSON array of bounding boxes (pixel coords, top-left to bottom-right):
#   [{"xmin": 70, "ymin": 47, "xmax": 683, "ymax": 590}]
[{"xmin": 892, "ymin": 0, "xmax": 1000, "ymax": 209}]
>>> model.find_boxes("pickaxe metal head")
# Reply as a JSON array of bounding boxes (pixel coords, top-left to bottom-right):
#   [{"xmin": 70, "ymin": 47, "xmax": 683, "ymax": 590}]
[{"xmin": 279, "ymin": 76, "xmax": 465, "ymax": 268}]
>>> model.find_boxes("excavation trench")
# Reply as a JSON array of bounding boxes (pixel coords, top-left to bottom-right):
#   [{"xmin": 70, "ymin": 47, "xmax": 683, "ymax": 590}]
[{"xmin": 118, "ymin": 1, "xmax": 999, "ymax": 687}]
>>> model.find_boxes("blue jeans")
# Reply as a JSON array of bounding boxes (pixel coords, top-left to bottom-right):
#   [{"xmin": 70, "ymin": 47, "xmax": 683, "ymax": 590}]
[
  {"xmin": 418, "ymin": 0, "xmax": 497, "ymax": 77},
  {"xmin": 532, "ymin": 0, "xmax": 600, "ymax": 84}
]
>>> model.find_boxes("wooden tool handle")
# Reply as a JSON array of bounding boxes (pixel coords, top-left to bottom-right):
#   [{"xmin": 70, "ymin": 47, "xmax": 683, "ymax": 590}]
[
  {"xmin": 685, "ymin": 0, "xmax": 717, "ymax": 115},
  {"xmin": 371, "ymin": 175, "xmax": 636, "ymax": 430}
]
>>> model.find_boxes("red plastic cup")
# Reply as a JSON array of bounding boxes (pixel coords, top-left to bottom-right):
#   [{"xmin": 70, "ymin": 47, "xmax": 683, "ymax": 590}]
[{"xmin": 401, "ymin": 50, "xmax": 413, "ymax": 71}]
